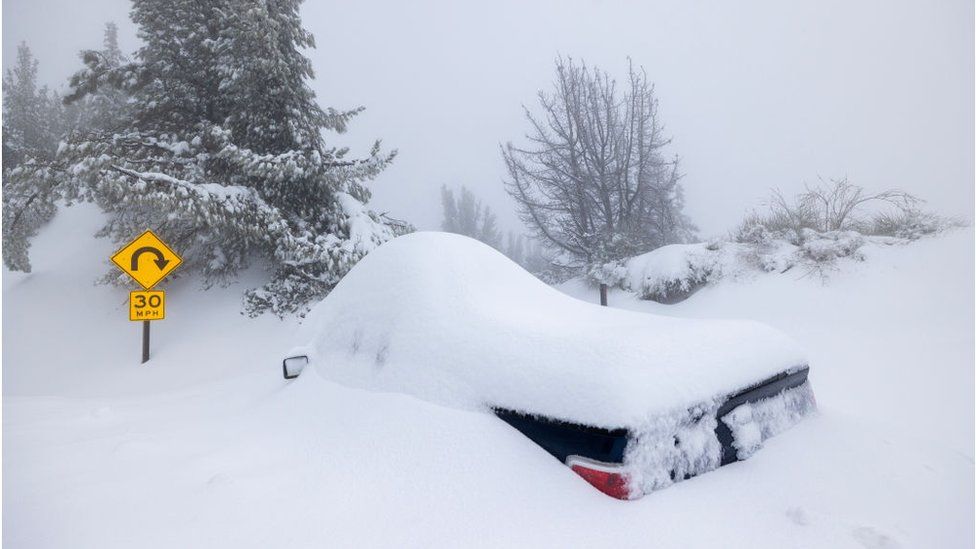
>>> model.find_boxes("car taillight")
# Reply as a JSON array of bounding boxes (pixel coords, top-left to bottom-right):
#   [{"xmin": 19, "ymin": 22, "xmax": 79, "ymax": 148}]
[{"xmin": 566, "ymin": 456, "xmax": 637, "ymax": 500}]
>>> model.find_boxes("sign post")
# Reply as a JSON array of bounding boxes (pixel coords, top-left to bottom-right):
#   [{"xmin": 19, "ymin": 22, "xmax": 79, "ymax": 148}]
[
  {"xmin": 143, "ymin": 320, "xmax": 150, "ymax": 363},
  {"xmin": 129, "ymin": 289, "xmax": 166, "ymax": 363},
  {"xmin": 111, "ymin": 230, "xmax": 182, "ymax": 363}
]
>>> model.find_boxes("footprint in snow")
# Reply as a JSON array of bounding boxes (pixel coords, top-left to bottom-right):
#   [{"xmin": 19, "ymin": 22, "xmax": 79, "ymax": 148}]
[
  {"xmin": 785, "ymin": 506, "xmax": 808, "ymax": 526},
  {"xmin": 350, "ymin": 328, "xmax": 363, "ymax": 354},
  {"xmin": 89, "ymin": 406, "xmax": 112, "ymax": 419},
  {"xmin": 206, "ymin": 473, "xmax": 233, "ymax": 487},
  {"xmin": 851, "ymin": 525, "xmax": 901, "ymax": 549},
  {"xmin": 374, "ymin": 342, "xmax": 389, "ymax": 369}
]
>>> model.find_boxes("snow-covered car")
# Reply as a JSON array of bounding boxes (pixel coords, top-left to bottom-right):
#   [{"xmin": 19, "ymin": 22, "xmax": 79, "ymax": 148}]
[{"xmin": 282, "ymin": 232, "xmax": 816, "ymax": 499}]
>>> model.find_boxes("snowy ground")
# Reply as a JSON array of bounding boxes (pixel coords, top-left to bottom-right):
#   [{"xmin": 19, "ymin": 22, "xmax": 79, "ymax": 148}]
[{"xmin": 3, "ymin": 203, "xmax": 974, "ymax": 548}]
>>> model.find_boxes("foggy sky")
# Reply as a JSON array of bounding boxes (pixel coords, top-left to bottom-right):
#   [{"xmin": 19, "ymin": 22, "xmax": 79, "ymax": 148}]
[{"xmin": 4, "ymin": 0, "xmax": 973, "ymax": 237}]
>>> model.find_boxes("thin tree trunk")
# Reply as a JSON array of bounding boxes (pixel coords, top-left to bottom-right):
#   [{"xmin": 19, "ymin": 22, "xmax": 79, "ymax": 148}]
[{"xmin": 600, "ymin": 283, "xmax": 608, "ymax": 306}]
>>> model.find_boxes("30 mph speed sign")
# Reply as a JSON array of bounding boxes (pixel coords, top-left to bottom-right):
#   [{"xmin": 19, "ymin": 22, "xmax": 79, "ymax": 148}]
[{"xmin": 130, "ymin": 290, "xmax": 165, "ymax": 321}]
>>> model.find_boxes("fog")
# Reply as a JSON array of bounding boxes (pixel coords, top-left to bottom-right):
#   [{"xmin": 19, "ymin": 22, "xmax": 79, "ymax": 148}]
[{"xmin": 4, "ymin": 0, "xmax": 973, "ymax": 236}]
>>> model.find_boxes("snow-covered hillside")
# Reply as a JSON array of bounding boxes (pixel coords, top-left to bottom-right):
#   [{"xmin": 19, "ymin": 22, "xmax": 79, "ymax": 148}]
[{"xmin": 3, "ymin": 204, "xmax": 974, "ymax": 548}]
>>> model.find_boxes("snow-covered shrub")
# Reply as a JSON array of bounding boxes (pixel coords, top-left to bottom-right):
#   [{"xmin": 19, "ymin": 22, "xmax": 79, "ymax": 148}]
[
  {"xmin": 744, "ymin": 239, "xmax": 797, "ymax": 273},
  {"xmin": 734, "ymin": 217, "xmax": 771, "ymax": 246},
  {"xmin": 869, "ymin": 209, "xmax": 965, "ymax": 240},
  {"xmin": 572, "ymin": 183, "xmax": 961, "ymax": 305},
  {"xmin": 620, "ymin": 243, "xmax": 729, "ymax": 303},
  {"xmin": 586, "ymin": 261, "xmax": 629, "ymax": 289},
  {"xmin": 606, "ymin": 227, "xmax": 898, "ymax": 303},
  {"xmin": 733, "ymin": 206, "xmax": 811, "ymax": 246},
  {"xmin": 614, "ymin": 240, "xmax": 791, "ymax": 303},
  {"xmin": 733, "ymin": 223, "xmax": 796, "ymax": 273},
  {"xmin": 798, "ymin": 229, "xmax": 865, "ymax": 263},
  {"xmin": 731, "ymin": 177, "xmax": 909, "ymax": 245},
  {"xmin": 735, "ymin": 178, "xmax": 959, "ymax": 244}
]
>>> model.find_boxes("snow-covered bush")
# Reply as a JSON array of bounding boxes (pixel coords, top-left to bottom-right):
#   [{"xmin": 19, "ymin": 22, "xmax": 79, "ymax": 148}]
[
  {"xmin": 582, "ymin": 181, "xmax": 971, "ymax": 302},
  {"xmin": 733, "ymin": 205, "xmax": 811, "ymax": 246},
  {"xmin": 869, "ymin": 208, "xmax": 965, "ymax": 240},
  {"xmin": 586, "ymin": 261, "xmax": 629, "ymax": 290},
  {"xmin": 620, "ymin": 243, "xmax": 724, "ymax": 303},
  {"xmin": 615, "ymin": 230, "xmax": 869, "ymax": 303},
  {"xmin": 603, "ymin": 216, "xmax": 963, "ymax": 304},
  {"xmin": 735, "ymin": 178, "xmax": 961, "ymax": 244},
  {"xmin": 798, "ymin": 229, "xmax": 865, "ymax": 263},
  {"xmin": 617, "ymin": 239, "xmax": 790, "ymax": 303}
]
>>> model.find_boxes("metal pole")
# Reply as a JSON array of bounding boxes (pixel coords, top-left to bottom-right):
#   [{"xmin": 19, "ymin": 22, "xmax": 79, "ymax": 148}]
[{"xmin": 142, "ymin": 320, "xmax": 150, "ymax": 363}]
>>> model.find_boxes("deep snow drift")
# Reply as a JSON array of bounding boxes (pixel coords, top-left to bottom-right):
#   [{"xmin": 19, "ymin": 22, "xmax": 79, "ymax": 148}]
[
  {"xmin": 292, "ymin": 231, "xmax": 806, "ymax": 428},
  {"xmin": 3, "ymin": 204, "xmax": 973, "ymax": 548}
]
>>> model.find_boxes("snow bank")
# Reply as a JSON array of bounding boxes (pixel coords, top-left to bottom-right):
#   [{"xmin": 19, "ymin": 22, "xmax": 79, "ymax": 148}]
[{"xmin": 292, "ymin": 232, "xmax": 806, "ymax": 428}]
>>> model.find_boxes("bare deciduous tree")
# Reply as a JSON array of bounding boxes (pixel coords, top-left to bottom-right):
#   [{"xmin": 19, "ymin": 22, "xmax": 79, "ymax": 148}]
[{"xmin": 502, "ymin": 57, "xmax": 694, "ymax": 302}]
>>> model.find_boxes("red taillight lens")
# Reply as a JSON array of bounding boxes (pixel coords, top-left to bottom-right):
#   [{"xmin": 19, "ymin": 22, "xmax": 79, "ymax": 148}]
[{"xmin": 567, "ymin": 457, "xmax": 634, "ymax": 500}]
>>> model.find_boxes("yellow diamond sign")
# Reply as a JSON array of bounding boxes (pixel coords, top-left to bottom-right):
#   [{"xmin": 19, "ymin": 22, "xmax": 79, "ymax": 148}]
[{"xmin": 111, "ymin": 230, "xmax": 182, "ymax": 289}]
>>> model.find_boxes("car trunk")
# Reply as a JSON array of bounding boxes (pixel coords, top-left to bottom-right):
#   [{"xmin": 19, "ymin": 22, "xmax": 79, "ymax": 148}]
[{"xmin": 494, "ymin": 365, "xmax": 814, "ymax": 499}]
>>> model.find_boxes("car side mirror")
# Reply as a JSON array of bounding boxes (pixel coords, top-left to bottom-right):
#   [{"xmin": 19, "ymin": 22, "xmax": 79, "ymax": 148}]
[{"xmin": 282, "ymin": 355, "xmax": 308, "ymax": 380}]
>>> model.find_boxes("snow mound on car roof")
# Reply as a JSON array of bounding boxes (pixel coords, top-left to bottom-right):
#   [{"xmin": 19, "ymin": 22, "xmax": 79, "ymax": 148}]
[{"xmin": 293, "ymin": 232, "xmax": 807, "ymax": 427}]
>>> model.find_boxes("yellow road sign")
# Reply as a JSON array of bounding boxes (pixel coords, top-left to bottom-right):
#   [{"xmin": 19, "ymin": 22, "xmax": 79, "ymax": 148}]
[
  {"xmin": 130, "ymin": 290, "xmax": 165, "ymax": 321},
  {"xmin": 111, "ymin": 230, "xmax": 182, "ymax": 289}
]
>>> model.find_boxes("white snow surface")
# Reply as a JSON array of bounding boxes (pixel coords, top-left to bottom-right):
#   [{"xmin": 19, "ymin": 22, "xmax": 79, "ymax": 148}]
[
  {"xmin": 293, "ymin": 231, "xmax": 806, "ymax": 428},
  {"xmin": 3, "ymin": 204, "xmax": 974, "ymax": 548}
]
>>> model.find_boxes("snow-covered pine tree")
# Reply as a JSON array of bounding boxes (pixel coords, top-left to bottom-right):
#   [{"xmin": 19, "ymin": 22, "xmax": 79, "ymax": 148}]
[
  {"xmin": 72, "ymin": 23, "xmax": 131, "ymax": 133},
  {"xmin": 2, "ymin": 43, "xmax": 59, "ymax": 167},
  {"xmin": 479, "ymin": 208, "xmax": 501, "ymax": 249},
  {"xmin": 6, "ymin": 0, "xmax": 408, "ymax": 315},
  {"xmin": 440, "ymin": 185, "xmax": 460, "ymax": 233},
  {"xmin": 2, "ymin": 43, "xmax": 65, "ymax": 272},
  {"xmin": 3, "ymin": 28, "xmax": 132, "ymax": 273},
  {"xmin": 439, "ymin": 184, "xmax": 501, "ymax": 249},
  {"xmin": 455, "ymin": 186, "xmax": 482, "ymax": 239},
  {"xmin": 505, "ymin": 232, "xmax": 524, "ymax": 265}
]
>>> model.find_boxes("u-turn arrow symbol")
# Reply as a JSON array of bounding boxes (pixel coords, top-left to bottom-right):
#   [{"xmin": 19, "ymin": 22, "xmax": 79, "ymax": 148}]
[{"xmin": 130, "ymin": 246, "xmax": 170, "ymax": 271}]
